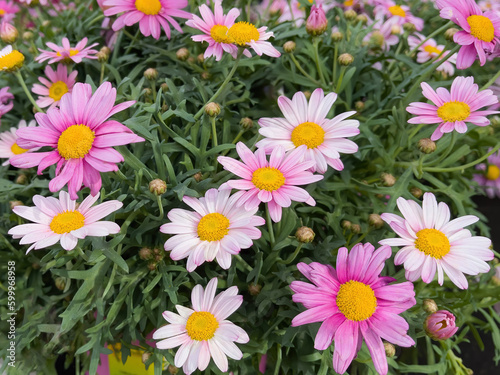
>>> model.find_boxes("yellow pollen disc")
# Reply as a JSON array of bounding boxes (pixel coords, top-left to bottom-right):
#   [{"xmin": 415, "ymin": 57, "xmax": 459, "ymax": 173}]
[
  {"xmin": 135, "ymin": 0, "xmax": 161, "ymax": 15},
  {"xmin": 50, "ymin": 210, "xmax": 85, "ymax": 234},
  {"xmin": 336, "ymin": 280, "xmax": 377, "ymax": 321},
  {"xmin": 424, "ymin": 45, "xmax": 442, "ymax": 55},
  {"xmin": 437, "ymin": 101, "xmax": 471, "ymax": 122},
  {"xmin": 56, "ymin": 49, "xmax": 79, "ymax": 58},
  {"xmin": 185, "ymin": 311, "xmax": 219, "ymax": 341},
  {"xmin": 210, "ymin": 24, "xmax": 232, "ymax": 44},
  {"xmin": 389, "ymin": 5, "xmax": 406, "ymax": 17},
  {"xmin": 57, "ymin": 124, "xmax": 95, "ymax": 159},
  {"xmin": 227, "ymin": 22, "xmax": 260, "ymax": 46},
  {"xmin": 48, "ymin": 81, "xmax": 69, "ymax": 101},
  {"xmin": 10, "ymin": 143, "xmax": 28, "ymax": 155},
  {"xmin": 414, "ymin": 228, "xmax": 450, "ymax": 259},
  {"xmin": 344, "ymin": 0, "xmax": 354, "ymax": 6},
  {"xmin": 486, "ymin": 165, "xmax": 500, "ymax": 180},
  {"xmin": 197, "ymin": 213, "xmax": 230, "ymax": 242},
  {"xmin": 467, "ymin": 15, "xmax": 495, "ymax": 42},
  {"xmin": 291, "ymin": 122, "xmax": 325, "ymax": 149},
  {"xmin": 252, "ymin": 167, "xmax": 286, "ymax": 192},
  {"xmin": 0, "ymin": 50, "xmax": 25, "ymax": 72},
  {"xmin": 0, "ymin": 9, "xmax": 5, "ymax": 16}
]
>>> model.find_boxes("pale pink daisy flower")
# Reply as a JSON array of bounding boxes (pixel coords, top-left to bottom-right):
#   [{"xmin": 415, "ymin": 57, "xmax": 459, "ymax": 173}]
[
  {"xmin": 479, "ymin": 0, "xmax": 500, "ymax": 12},
  {"xmin": 10, "ymin": 82, "xmax": 144, "ymax": 200},
  {"xmin": 257, "ymin": 88, "xmax": 359, "ymax": 174},
  {"xmin": 473, "ymin": 150, "xmax": 500, "ymax": 198},
  {"xmin": 153, "ymin": 277, "xmax": 249, "ymax": 375},
  {"xmin": 408, "ymin": 33, "xmax": 457, "ymax": 76},
  {"xmin": 36, "ymin": 37, "xmax": 98, "ymax": 64},
  {"xmin": 217, "ymin": 143, "xmax": 323, "ymax": 222},
  {"xmin": 102, "ymin": 0, "xmax": 191, "ymax": 40},
  {"xmin": 0, "ymin": 86, "xmax": 14, "ymax": 120},
  {"xmin": 0, "ymin": 1, "xmax": 19, "ymax": 23},
  {"xmin": 364, "ymin": 18, "xmax": 400, "ymax": 51},
  {"xmin": 406, "ymin": 76, "xmax": 499, "ymax": 141},
  {"xmin": 226, "ymin": 20, "xmax": 280, "ymax": 58},
  {"xmin": 436, "ymin": 0, "xmax": 500, "ymax": 69},
  {"xmin": 374, "ymin": 0, "xmax": 424, "ymax": 31},
  {"xmin": 0, "ymin": 120, "xmax": 37, "ymax": 166},
  {"xmin": 160, "ymin": 188, "xmax": 265, "ymax": 272},
  {"xmin": 8, "ymin": 191, "xmax": 122, "ymax": 252},
  {"xmin": 380, "ymin": 192, "xmax": 494, "ymax": 289},
  {"xmin": 32, "ymin": 64, "xmax": 78, "ymax": 109},
  {"xmin": 185, "ymin": 0, "xmax": 240, "ymax": 61},
  {"xmin": 291, "ymin": 243, "xmax": 416, "ymax": 375}
]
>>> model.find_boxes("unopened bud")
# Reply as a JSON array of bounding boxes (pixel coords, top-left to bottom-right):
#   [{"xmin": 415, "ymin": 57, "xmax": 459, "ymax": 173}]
[
  {"xmin": 445, "ymin": 28, "xmax": 459, "ymax": 42},
  {"xmin": 356, "ymin": 14, "xmax": 368, "ymax": 25},
  {"xmin": 139, "ymin": 247, "xmax": 152, "ymax": 260},
  {"xmin": 410, "ymin": 187, "xmax": 423, "ymax": 199},
  {"xmin": 283, "ymin": 41, "xmax": 296, "ymax": 53},
  {"xmin": 331, "ymin": 31, "xmax": 343, "ymax": 42},
  {"xmin": 193, "ymin": 172, "xmax": 203, "ymax": 182},
  {"xmin": 142, "ymin": 352, "xmax": 151, "ymax": 364},
  {"xmin": 176, "ymin": 47, "xmax": 190, "ymax": 61},
  {"xmin": 205, "ymin": 102, "xmax": 221, "ymax": 117},
  {"xmin": 403, "ymin": 23, "xmax": 416, "ymax": 33},
  {"xmin": 42, "ymin": 20, "xmax": 51, "ymax": 28},
  {"xmin": 248, "ymin": 283, "xmax": 262, "ymax": 296},
  {"xmin": 147, "ymin": 262, "xmax": 157, "ymax": 271},
  {"xmin": 168, "ymin": 365, "xmax": 179, "ymax": 374},
  {"xmin": 187, "ymin": 56, "xmax": 195, "ymax": 64},
  {"xmin": 368, "ymin": 214, "xmax": 384, "ymax": 229},
  {"xmin": 423, "ymin": 299, "xmax": 438, "ymax": 314},
  {"xmin": 161, "ymin": 83, "xmax": 169, "ymax": 92},
  {"xmin": 96, "ymin": 51, "xmax": 108, "ymax": 63},
  {"xmin": 197, "ymin": 54, "xmax": 205, "ymax": 64},
  {"xmin": 381, "ymin": 173, "xmax": 396, "ymax": 187},
  {"xmin": 144, "ymin": 88, "xmax": 152, "ymax": 97},
  {"xmin": 10, "ymin": 200, "xmax": 23, "ymax": 210},
  {"xmin": 355, "ymin": 101, "xmax": 365, "ymax": 112},
  {"xmin": 161, "ymin": 104, "xmax": 169, "ymax": 112},
  {"xmin": 306, "ymin": 5, "xmax": 328, "ymax": 36},
  {"xmin": 424, "ymin": 310, "xmax": 458, "ymax": 340},
  {"xmin": 370, "ymin": 31, "xmax": 385, "ymax": 48},
  {"xmin": 55, "ymin": 277, "xmax": 66, "ymax": 291},
  {"xmin": 149, "ymin": 179, "xmax": 167, "ymax": 195},
  {"xmin": 23, "ymin": 31, "xmax": 34, "ymax": 41},
  {"xmin": 15, "ymin": 174, "xmax": 27, "ymax": 184},
  {"xmin": 351, "ymin": 224, "xmax": 361, "ymax": 234},
  {"xmin": 344, "ymin": 9, "xmax": 357, "ymax": 21},
  {"xmin": 201, "ymin": 71, "xmax": 211, "ymax": 80},
  {"xmin": 338, "ymin": 53, "xmax": 354, "ymax": 66},
  {"xmin": 1, "ymin": 22, "xmax": 18, "ymax": 44},
  {"xmin": 295, "ymin": 226, "xmax": 315, "ymax": 243},
  {"xmin": 240, "ymin": 117, "xmax": 253, "ymax": 130},
  {"xmin": 100, "ymin": 46, "xmax": 111, "ymax": 56},
  {"xmin": 341, "ymin": 220, "xmax": 352, "ymax": 230},
  {"xmin": 418, "ymin": 138, "xmax": 436, "ymax": 154},
  {"xmin": 144, "ymin": 68, "xmax": 158, "ymax": 81},
  {"xmin": 391, "ymin": 24, "xmax": 401, "ymax": 35},
  {"xmin": 384, "ymin": 342, "xmax": 396, "ymax": 357}
]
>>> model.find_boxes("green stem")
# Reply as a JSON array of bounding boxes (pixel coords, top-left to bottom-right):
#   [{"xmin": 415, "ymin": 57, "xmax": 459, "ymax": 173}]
[
  {"xmin": 407, "ymin": 21, "xmax": 453, "ymax": 56},
  {"xmin": 313, "ymin": 38, "xmax": 327, "ymax": 86},
  {"xmin": 231, "ymin": 129, "xmax": 245, "ymax": 144},
  {"xmin": 156, "ymin": 195, "xmax": 164, "ymax": 220},
  {"xmin": 273, "ymin": 344, "xmax": 282, "ymax": 375},
  {"xmin": 234, "ymin": 254, "xmax": 252, "ymax": 272},
  {"xmin": 111, "ymin": 30, "xmax": 123, "ymax": 63},
  {"xmin": 426, "ymin": 131, "xmax": 457, "ymax": 167},
  {"xmin": 278, "ymin": 243, "xmax": 303, "ymax": 265},
  {"xmin": 332, "ymin": 43, "xmax": 339, "ymax": 82},
  {"xmin": 86, "ymin": 14, "xmax": 105, "ymax": 28},
  {"xmin": 289, "ymin": 53, "xmax": 324, "ymax": 87},
  {"xmin": 15, "ymin": 71, "xmax": 43, "ymax": 113},
  {"xmin": 124, "ymin": 29, "xmax": 140, "ymax": 55},
  {"xmin": 266, "ymin": 203, "xmax": 275, "ymax": 248},
  {"xmin": 335, "ymin": 66, "xmax": 347, "ymax": 93},
  {"xmin": 211, "ymin": 116, "xmax": 218, "ymax": 148},
  {"xmin": 480, "ymin": 69, "xmax": 500, "ymax": 90},
  {"xmin": 99, "ymin": 62, "xmax": 105, "ymax": 84}
]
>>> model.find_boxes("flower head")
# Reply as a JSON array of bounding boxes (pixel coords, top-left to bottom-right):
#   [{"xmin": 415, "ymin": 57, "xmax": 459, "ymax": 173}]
[
  {"xmin": 226, "ymin": 21, "xmax": 280, "ymax": 58},
  {"xmin": 406, "ymin": 76, "xmax": 499, "ymax": 141},
  {"xmin": 380, "ymin": 192, "xmax": 494, "ymax": 289},
  {"xmin": 153, "ymin": 278, "xmax": 249, "ymax": 375},
  {"xmin": 474, "ymin": 149, "xmax": 500, "ymax": 198},
  {"xmin": 0, "ymin": 86, "xmax": 13, "ymax": 118},
  {"xmin": 408, "ymin": 33, "xmax": 457, "ymax": 76},
  {"xmin": 0, "ymin": 1, "xmax": 19, "ymax": 23},
  {"xmin": 0, "ymin": 120, "xmax": 37, "ymax": 165},
  {"xmin": 32, "ymin": 64, "xmax": 77, "ymax": 109},
  {"xmin": 257, "ymin": 88, "xmax": 359, "ymax": 173},
  {"xmin": 217, "ymin": 142, "xmax": 323, "ymax": 222},
  {"xmin": 160, "ymin": 188, "xmax": 265, "ymax": 272},
  {"xmin": 374, "ymin": 0, "xmax": 424, "ymax": 31},
  {"xmin": 424, "ymin": 310, "xmax": 459, "ymax": 340},
  {"xmin": 10, "ymin": 82, "xmax": 144, "ymax": 200},
  {"xmin": 36, "ymin": 37, "xmax": 98, "ymax": 64},
  {"xmin": 0, "ymin": 45, "xmax": 24, "ymax": 71},
  {"xmin": 8, "ymin": 191, "xmax": 122, "ymax": 252},
  {"xmin": 291, "ymin": 243, "xmax": 416, "ymax": 375},
  {"xmin": 306, "ymin": 4, "xmax": 328, "ymax": 36}
]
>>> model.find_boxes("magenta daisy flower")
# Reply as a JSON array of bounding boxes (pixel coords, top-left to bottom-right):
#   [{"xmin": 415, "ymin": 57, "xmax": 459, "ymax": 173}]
[
  {"xmin": 374, "ymin": 0, "xmax": 424, "ymax": 31},
  {"xmin": 102, "ymin": 0, "xmax": 191, "ymax": 40},
  {"xmin": 474, "ymin": 150, "xmax": 500, "ymax": 198},
  {"xmin": 185, "ymin": 0, "xmax": 240, "ymax": 61},
  {"xmin": 436, "ymin": 0, "xmax": 500, "ymax": 69},
  {"xmin": 257, "ymin": 88, "xmax": 359, "ymax": 173},
  {"xmin": 217, "ymin": 142, "xmax": 323, "ymax": 222},
  {"xmin": 380, "ymin": 192, "xmax": 494, "ymax": 289},
  {"xmin": 0, "ymin": 1, "xmax": 19, "ymax": 23},
  {"xmin": 36, "ymin": 37, "xmax": 98, "ymax": 64},
  {"xmin": 8, "ymin": 191, "xmax": 122, "ymax": 252},
  {"xmin": 32, "ymin": 64, "xmax": 77, "ymax": 109},
  {"xmin": 0, "ymin": 86, "xmax": 13, "ymax": 120},
  {"xmin": 226, "ymin": 21, "xmax": 280, "ymax": 58},
  {"xmin": 406, "ymin": 76, "xmax": 499, "ymax": 141},
  {"xmin": 9, "ymin": 82, "xmax": 144, "ymax": 200},
  {"xmin": 291, "ymin": 243, "xmax": 416, "ymax": 375},
  {"xmin": 153, "ymin": 277, "xmax": 249, "ymax": 375},
  {"xmin": 0, "ymin": 120, "xmax": 37, "ymax": 166},
  {"xmin": 408, "ymin": 33, "xmax": 457, "ymax": 76},
  {"xmin": 160, "ymin": 188, "xmax": 265, "ymax": 272}
]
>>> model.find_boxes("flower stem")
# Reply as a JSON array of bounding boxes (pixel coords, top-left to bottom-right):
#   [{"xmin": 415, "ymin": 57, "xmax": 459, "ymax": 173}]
[
  {"xmin": 278, "ymin": 243, "xmax": 303, "ymax": 265},
  {"xmin": 156, "ymin": 194, "xmax": 164, "ymax": 220},
  {"xmin": 407, "ymin": 21, "xmax": 453, "ymax": 56},
  {"xmin": 211, "ymin": 116, "xmax": 218, "ymax": 148},
  {"xmin": 335, "ymin": 66, "xmax": 347, "ymax": 93},
  {"xmin": 99, "ymin": 62, "xmax": 106, "ymax": 84},
  {"xmin": 289, "ymin": 52, "xmax": 324, "ymax": 88},
  {"xmin": 266, "ymin": 203, "xmax": 275, "ymax": 248},
  {"xmin": 15, "ymin": 71, "xmax": 43, "ymax": 113},
  {"xmin": 332, "ymin": 43, "xmax": 339, "ymax": 81},
  {"xmin": 480, "ymin": 69, "xmax": 500, "ymax": 91},
  {"xmin": 313, "ymin": 37, "xmax": 327, "ymax": 86}
]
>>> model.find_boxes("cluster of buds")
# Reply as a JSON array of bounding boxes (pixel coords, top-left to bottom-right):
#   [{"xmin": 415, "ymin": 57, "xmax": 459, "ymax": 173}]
[{"xmin": 139, "ymin": 247, "xmax": 164, "ymax": 271}]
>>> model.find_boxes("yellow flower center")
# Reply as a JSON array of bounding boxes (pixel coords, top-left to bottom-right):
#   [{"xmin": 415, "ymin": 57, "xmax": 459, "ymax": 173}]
[
  {"xmin": 336, "ymin": 280, "xmax": 377, "ymax": 321},
  {"xmin": 0, "ymin": 50, "xmax": 25, "ymax": 72},
  {"xmin": 291, "ymin": 122, "xmax": 325, "ymax": 149},
  {"xmin": 57, "ymin": 124, "xmax": 95, "ymax": 159},
  {"xmin": 185, "ymin": 311, "xmax": 219, "ymax": 341},
  {"xmin": 50, "ymin": 210, "xmax": 85, "ymax": 234},
  {"xmin": 227, "ymin": 22, "xmax": 260, "ymax": 46},
  {"xmin": 344, "ymin": 0, "xmax": 354, "ymax": 6},
  {"xmin": 10, "ymin": 143, "xmax": 28, "ymax": 155},
  {"xmin": 210, "ymin": 24, "xmax": 232, "ymax": 44},
  {"xmin": 252, "ymin": 167, "xmax": 286, "ymax": 192},
  {"xmin": 48, "ymin": 81, "xmax": 69, "ymax": 101},
  {"xmin": 486, "ymin": 165, "xmax": 500, "ymax": 180},
  {"xmin": 197, "ymin": 213, "xmax": 230, "ymax": 242},
  {"xmin": 135, "ymin": 0, "xmax": 162, "ymax": 15},
  {"xmin": 424, "ymin": 45, "xmax": 442, "ymax": 55},
  {"xmin": 389, "ymin": 5, "xmax": 406, "ymax": 17},
  {"xmin": 437, "ymin": 101, "xmax": 471, "ymax": 122},
  {"xmin": 414, "ymin": 228, "xmax": 450, "ymax": 259},
  {"xmin": 467, "ymin": 15, "xmax": 495, "ymax": 42},
  {"xmin": 0, "ymin": 9, "xmax": 5, "ymax": 16},
  {"xmin": 56, "ymin": 49, "xmax": 79, "ymax": 57}
]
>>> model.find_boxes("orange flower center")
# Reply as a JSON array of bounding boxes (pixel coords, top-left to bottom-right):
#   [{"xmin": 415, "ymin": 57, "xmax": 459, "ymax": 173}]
[{"xmin": 467, "ymin": 15, "xmax": 495, "ymax": 42}]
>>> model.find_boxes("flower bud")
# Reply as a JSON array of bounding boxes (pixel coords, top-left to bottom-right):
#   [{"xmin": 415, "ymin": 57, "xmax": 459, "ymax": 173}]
[
  {"xmin": 423, "ymin": 299, "xmax": 438, "ymax": 314},
  {"xmin": 142, "ymin": 352, "xmax": 151, "ymax": 364},
  {"xmin": 344, "ymin": 9, "xmax": 357, "ymax": 21},
  {"xmin": 143, "ymin": 88, "xmax": 152, "ymax": 97},
  {"xmin": 295, "ymin": 226, "xmax": 315, "ymax": 243},
  {"xmin": 144, "ymin": 68, "xmax": 158, "ymax": 81},
  {"xmin": 201, "ymin": 71, "xmax": 211, "ymax": 80},
  {"xmin": 368, "ymin": 214, "xmax": 384, "ymax": 229},
  {"xmin": 391, "ymin": 24, "xmax": 402, "ymax": 35},
  {"xmin": 42, "ymin": 20, "xmax": 51, "ymax": 28},
  {"xmin": 205, "ymin": 102, "xmax": 221, "ymax": 117},
  {"xmin": 168, "ymin": 365, "xmax": 179, "ymax": 374},
  {"xmin": 306, "ymin": 5, "xmax": 328, "ymax": 36},
  {"xmin": 15, "ymin": 174, "xmax": 27, "ymax": 184},
  {"xmin": 248, "ymin": 283, "xmax": 262, "ymax": 296},
  {"xmin": 147, "ymin": 262, "xmax": 157, "ymax": 271},
  {"xmin": 23, "ymin": 31, "xmax": 34, "ymax": 41},
  {"xmin": 354, "ymin": 101, "xmax": 365, "ymax": 112},
  {"xmin": 331, "ymin": 31, "xmax": 343, "ymax": 42},
  {"xmin": 418, "ymin": 138, "xmax": 436, "ymax": 154},
  {"xmin": 193, "ymin": 172, "xmax": 203, "ymax": 182},
  {"xmin": 55, "ymin": 277, "xmax": 66, "ymax": 291},
  {"xmin": 149, "ymin": 179, "xmax": 167, "ymax": 195},
  {"xmin": 338, "ymin": 53, "xmax": 354, "ymax": 66},
  {"xmin": 341, "ymin": 220, "xmax": 352, "ymax": 230},
  {"xmin": 197, "ymin": 54, "xmax": 205, "ymax": 64},
  {"xmin": 355, "ymin": 14, "xmax": 368, "ymax": 25},
  {"xmin": 100, "ymin": 46, "xmax": 111, "ymax": 56},
  {"xmin": 410, "ymin": 187, "xmax": 423, "ymax": 199},
  {"xmin": 10, "ymin": 200, "xmax": 23, "ymax": 210},
  {"xmin": 351, "ymin": 224, "xmax": 361, "ymax": 234},
  {"xmin": 240, "ymin": 117, "xmax": 253, "ymax": 130},
  {"xmin": 176, "ymin": 47, "xmax": 190, "ymax": 61},
  {"xmin": 139, "ymin": 247, "xmax": 152, "ymax": 260},
  {"xmin": 381, "ymin": 173, "xmax": 396, "ymax": 187},
  {"xmin": 445, "ymin": 28, "xmax": 459, "ymax": 42},
  {"xmin": 283, "ymin": 40, "xmax": 296, "ymax": 53},
  {"xmin": 161, "ymin": 82, "xmax": 169, "ymax": 92},
  {"xmin": 424, "ymin": 310, "xmax": 459, "ymax": 340},
  {"xmin": 403, "ymin": 22, "xmax": 416, "ymax": 33},
  {"xmin": 161, "ymin": 104, "xmax": 169, "ymax": 113},
  {"xmin": 1, "ymin": 22, "xmax": 18, "ymax": 44},
  {"xmin": 384, "ymin": 342, "xmax": 396, "ymax": 357},
  {"xmin": 369, "ymin": 31, "xmax": 385, "ymax": 48},
  {"xmin": 96, "ymin": 51, "xmax": 108, "ymax": 63}
]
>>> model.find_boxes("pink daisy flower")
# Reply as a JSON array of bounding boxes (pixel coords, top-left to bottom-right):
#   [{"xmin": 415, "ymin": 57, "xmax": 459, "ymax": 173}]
[
  {"xmin": 32, "ymin": 64, "xmax": 77, "ymax": 109},
  {"xmin": 408, "ymin": 33, "xmax": 457, "ymax": 76},
  {"xmin": 225, "ymin": 20, "xmax": 280, "ymax": 58},
  {"xmin": 8, "ymin": 191, "xmax": 122, "ymax": 252},
  {"xmin": 35, "ymin": 37, "xmax": 98, "ymax": 64},
  {"xmin": 217, "ymin": 142, "xmax": 323, "ymax": 223},
  {"xmin": 9, "ymin": 82, "xmax": 144, "ymax": 200},
  {"xmin": 363, "ymin": 18, "xmax": 401, "ymax": 51},
  {"xmin": 406, "ymin": 76, "xmax": 499, "ymax": 141},
  {"xmin": 257, "ymin": 88, "xmax": 359, "ymax": 174},
  {"xmin": 436, "ymin": 0, "xmax": 500, "ymax": 69},
  {"xmin": 0, "ymin": 86, "xmax": 13, "ymax": 120},
  {"xmin": 160, "ymin": 188, "xmax": 265, "ymax": 272},
  {"xmin": 153, "ymin": 277, "xmax": 249, "ymax": 375},
  {"xmin": 185, "ymin": 0, "xmax": 240, "ymax": 61},
  {"xmin": 0, "ymin": 120, "xmax": 37, "ymax": 166},
  {"xmin": 0, "ymin": 1, "xmax": 19, "ymax": 23},
  {"xmin": 380, "ymin": 192, "xmax": 494, "ymax": 289},
  {"xmin": 374, "ymin": 0, "xmax": 424, "ymax": 31},
  {"xmin": 474, "ymin": 149, "xmax": 500, "ymax": 198},
  {"xmin": 291, "ymin": 243, "xmax": 416, "ymax": 375},
  {"xmin": 102, "ymin": 0, "xmax": 191, "ymax": 40}
]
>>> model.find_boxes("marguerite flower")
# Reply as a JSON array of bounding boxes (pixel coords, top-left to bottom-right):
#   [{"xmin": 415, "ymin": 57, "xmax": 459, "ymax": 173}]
[
  {"xmin": 217, "ymin": 142, "xmax": 323, "ymax": 222},
  {"xmin": 0, "ymin": 120, "xmax": 37, "ymax": 165},
  {"xmin": 153, "ymin": 277, "xmax": 249, "ymax": 375},
  {"xmin": 226, "ymin": 20, "xmax": 280, "ymax": 58},
  {"xmin": 408, "ymin": 33, "xmax": 457, "ymax": 76},
  {"xmin": 160, "ymin": 188, "xmax": 265, "ymax": 272},
  {"xmin": 474, "ymin": 149, "xmax": 500, "ymax": 198},
  {"xmin": 32, "ymin": 64, "xmax": 77, "ymax": 109},
  {"xmin": 0, "ymin": 86, "xmax": 13, "ymax": 119},
  {"xmin": 8, "ymin": 191, "xmax": 122, "ymax": 252},
  {"xmin": 374, "ymin": 0, "xmax": 424, "ymax": 31},
  {"xmin": 102, "ymin": 0, "xmax": 191, "ymax": 40},
  {"xmin": 291, "ymin": 243, "xmax": 416, "ymax": 375},
  {"xmin": 380, "ymin": 192, "xmax": 494, "ymax": 289},
  {"xmin": 0, "ymin": 1, "xmax": 19, "ymax": 23},
  {"xmin": 185, "ymin": 0, "xmax": 240, "ymax": 61},
  {"xmin": 406, "ymin": 76, "xmax": 499, "ymax": 141},
  {"xmin": 257, "ymin": 88, "xmax": 359, "ymax": 173},
  {"xmin": 10, "ymin": 82, "xmax": 144, "ymax": 200},
  {"xmin": 0, "ymin": 45, "xmax": 24, "ymax": 71},
  {"xmin": 36, "ymin": 37, "xmax": 98, "ymax": 64}
]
